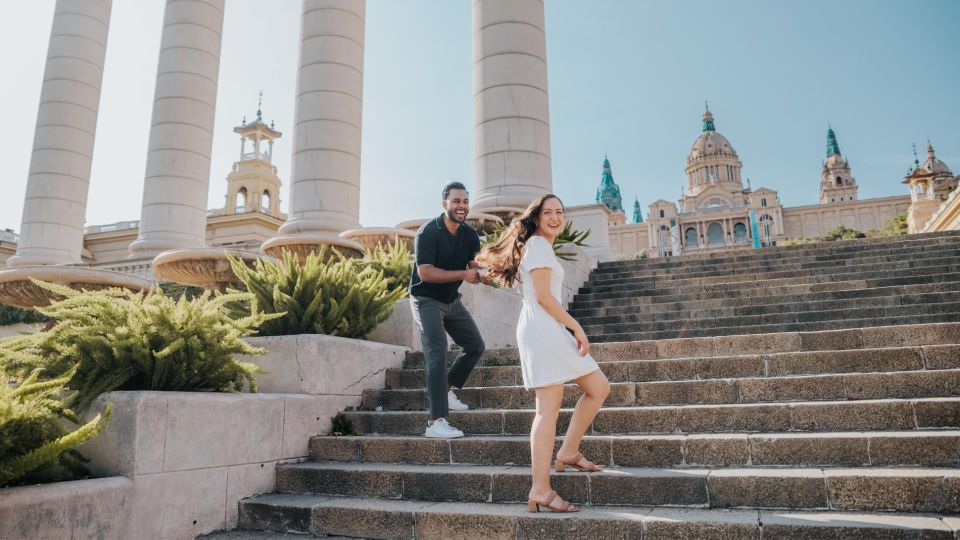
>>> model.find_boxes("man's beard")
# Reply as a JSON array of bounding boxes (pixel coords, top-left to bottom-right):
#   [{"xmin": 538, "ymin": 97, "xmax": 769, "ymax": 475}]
[{"xmin": 446, "ymin": 208, "xmax": 466, "ymax": 223}]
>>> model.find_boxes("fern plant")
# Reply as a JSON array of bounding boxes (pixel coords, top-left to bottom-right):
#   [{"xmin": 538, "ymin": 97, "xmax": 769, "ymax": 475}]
[
  {"xmin": 227, "ymin": 247, "xmax": 406, "ymax": 338},
  {"xmin": 0, "ymin": 280, "xmax": 274, "ymax": 412},
  {"xmin": 356, "ymin": 239, "xmax": 412, "ymax": 294},
  {"xmin": 1, "ymin": 367, "xmax": 112, "ymax": 487}
]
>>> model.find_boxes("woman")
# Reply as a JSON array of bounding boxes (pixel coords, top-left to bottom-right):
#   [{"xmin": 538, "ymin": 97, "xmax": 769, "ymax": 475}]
[{"xmin": 478, "ymin": 194, "xmax": 610, "ymax": 513}]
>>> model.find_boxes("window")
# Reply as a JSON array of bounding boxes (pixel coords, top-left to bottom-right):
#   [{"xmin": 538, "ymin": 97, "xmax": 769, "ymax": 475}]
[
  {"xmin": 836, "ymin": 177, "xmax": 843, "ymax": 186},
  {"xmin": 236, "ymin": 187, "xmax": 247, "ymax": 212},
  {"xmin": 685, "ymin": 227, "xmax": 698, "ymax": 247},
  {"xmin": 707, "ymin": 223, "xmax": 724, "ymax": 245},
  {"xmin": 734, "ymin": 222, "xmax": 747, "ymax": 242},
  {"xmin": 261, "ymin": 190, "xmax": 271, "ymax": 212},
  {"xmin": 659, "ymin": 210, "xmax": 665, "ymax": 218},
  {"xmin": 761, "ymin": 198, "xmax": 767, "ymax": 207}
]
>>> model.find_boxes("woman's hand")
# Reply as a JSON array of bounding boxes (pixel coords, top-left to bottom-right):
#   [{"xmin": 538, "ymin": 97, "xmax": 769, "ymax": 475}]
[{"xmin": 572, "ymin": 324, "xmax": 590, "ymax": 357}]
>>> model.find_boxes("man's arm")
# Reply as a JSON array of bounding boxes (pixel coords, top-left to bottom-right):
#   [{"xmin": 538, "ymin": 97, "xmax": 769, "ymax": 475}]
[{"xmin": 419, "ymin": 264, "xmax": 480, "ymax": 284}]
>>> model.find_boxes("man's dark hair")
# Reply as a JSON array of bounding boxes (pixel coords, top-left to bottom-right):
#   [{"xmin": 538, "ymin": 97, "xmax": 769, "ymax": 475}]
[{"xmin": 442, "ymin": 181, "xmax": 468, "ymax": 200}]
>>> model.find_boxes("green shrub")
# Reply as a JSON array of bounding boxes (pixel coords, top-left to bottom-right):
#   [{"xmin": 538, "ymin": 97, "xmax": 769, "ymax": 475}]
[
  {"xmin": 329, "ymin": 412, "xmax": 353, "ymax": 436},
  {"xmin": 357, "ymin": 240, "xmax": 412, "ymax": 294},
  {"xmin": 866, "ymin": 213, "xmax": 909, "ymax": 238},
  {"xmin": 157, "ymin": 282, "xmax": 206, "ymax": 301},
  {"xmin": 1, "ymin": 367, "xmax": 112, "ymax": 487},
  {"xmin": 227, "ymin": 248, "xmax": 406, "ymax": 339},
  {"xmin": 821, "ymin": 225, "xmax": 866, "ymax": 241},
  {"xmin": 0, "ymin": 304, "xmax": 49, "ymax": 326},
  {"xmin": 0, "ymin": 280, "xmax": 274, "ymax": 412}
]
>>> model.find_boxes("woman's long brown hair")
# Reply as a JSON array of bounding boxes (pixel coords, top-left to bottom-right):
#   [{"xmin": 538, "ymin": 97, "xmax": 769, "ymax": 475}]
[{"xmin": 477, "ymin": 194, "xmax": 563, "ymax": 288}]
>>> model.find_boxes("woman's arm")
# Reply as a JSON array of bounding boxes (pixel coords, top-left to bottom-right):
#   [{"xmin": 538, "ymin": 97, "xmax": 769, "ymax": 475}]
[{"xmin": 530, "ymin": 267, "xmax": 589, "ymax": 356}]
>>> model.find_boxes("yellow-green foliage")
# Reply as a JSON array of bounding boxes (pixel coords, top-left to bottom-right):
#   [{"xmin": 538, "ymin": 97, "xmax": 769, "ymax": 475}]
[
  {"xmin": 227, "ymin": 247, "xmax": 406, "ymax": 338},
  {"xmin": 0, "ymin": 280, "xmax": 274, "ymax": 412},
  {"xmin": 357, "ymin": 240, "xmax": 413, "ymax": 294},
  {"xmin": 1, "ymin": 367, "xmax": 111, "ymax": 487},
  {"xmin": 867, "ymin": 213, "xmax": 909, "ymax": 238}
]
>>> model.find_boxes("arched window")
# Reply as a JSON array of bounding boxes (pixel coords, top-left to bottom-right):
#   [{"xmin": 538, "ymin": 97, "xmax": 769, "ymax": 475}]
[
  {"xmin": 836, "ymin": 177, "xmax": 843, "ymax": 186},
  {"xmin": 685, "ymin": 227, "xmax": 698, "ymax": 247},
  {"xmin": 659, "ymin": 209, "xmax": 665, "ymax": 218},
  {"xmin": 707, "ymin": 223, "xmax": 724, "ymax": 245},
  {"xmin": 236, "ymin": 188, "xmax": 247, "ymax": 212},
  {"xmin": 734, "ymin": 222, "xmax": 747, "ymax": 242},
  {"xmin": 261, "ymin": 190, "xmax": 271, "ymax": 212}
]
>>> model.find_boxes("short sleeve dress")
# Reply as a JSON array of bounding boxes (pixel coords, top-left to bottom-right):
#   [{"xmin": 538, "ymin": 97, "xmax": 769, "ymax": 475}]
[{"xmin": 516, "ymin": 235, "xmax": 600, "ymax": 389}]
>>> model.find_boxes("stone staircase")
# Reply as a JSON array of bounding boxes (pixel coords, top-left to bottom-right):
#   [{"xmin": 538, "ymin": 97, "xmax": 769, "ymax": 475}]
[{"xmin": 233, "ymin": 233, "xmax": 960, "ymax": 538}]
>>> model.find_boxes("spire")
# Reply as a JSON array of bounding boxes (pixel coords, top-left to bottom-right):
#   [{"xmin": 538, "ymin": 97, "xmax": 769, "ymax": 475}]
[
  {"xmin": 927, "ymin": 138, "xmax": 936, "ymax": 160},
  {"xmin": 702, "ymin": 101, "xmax": 715, "ymax": 132},
  {"xmin": 595, "ymin": 154, "xmax": 622, "ymax": 212},
  {"xmin": 256, "ymin": 90, "xmax": 263, "ymax": 121},
  {"xmin": 632, "ymin": 196, "xmax": 643, "ymax": 224},
  {"xmin": 826, "ymin": 126, "xmax": 841, "ymax": 157}
]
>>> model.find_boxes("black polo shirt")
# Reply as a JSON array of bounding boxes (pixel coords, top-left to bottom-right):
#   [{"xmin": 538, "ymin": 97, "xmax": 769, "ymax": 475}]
[{"xmin": 409, "ymin": 215, "xmax": 481, "ymax": 303}]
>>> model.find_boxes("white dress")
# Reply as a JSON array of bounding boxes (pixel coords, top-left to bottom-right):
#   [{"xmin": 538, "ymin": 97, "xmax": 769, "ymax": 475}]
[{"xmin": 516, "ymin": 235, "xmax": 600, "ymax": 389}]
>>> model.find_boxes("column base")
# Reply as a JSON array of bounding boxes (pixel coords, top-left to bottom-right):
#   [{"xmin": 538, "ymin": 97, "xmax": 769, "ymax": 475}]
[
  {"xmin": 261, "ymin": 234, "xmax": 365, "ymax": 261},
  {"xmin": 339, "ymin": 228, "xmax": 415, "ymax": 252},
  {"xmin": 152, "ymin": 248, "xmax": 264, "ymax": 291},
  {"xmin": 0, "ymin": 266, "xmax": 153, "ymax": 309}
]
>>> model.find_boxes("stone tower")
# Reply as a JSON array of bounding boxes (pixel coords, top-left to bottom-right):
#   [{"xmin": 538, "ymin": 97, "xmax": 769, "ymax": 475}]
[
  {"xmin": 819, "ymin": 126, "xmax": 858, "ymax": 204},
  {"xmin": 596, "ymin": 155, "xmax": 623, "ymax": 212},
  {"xmin": 216, "ymin": 95, "xmax": 284, "ymax": 219}
]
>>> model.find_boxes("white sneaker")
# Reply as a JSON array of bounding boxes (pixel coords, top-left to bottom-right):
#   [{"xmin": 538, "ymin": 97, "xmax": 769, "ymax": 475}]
[
  {"xmin": 448, "ymin": 390, "xmax": 469, "ymax": 411},
  {"xmin": 424, "ymin": 418, "xmax": 464, "ymax": 439}
]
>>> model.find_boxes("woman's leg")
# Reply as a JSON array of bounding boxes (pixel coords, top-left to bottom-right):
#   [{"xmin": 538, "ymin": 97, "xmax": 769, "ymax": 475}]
[
  {"xmin": 529, "ymin": 384, "xmax": 564, "ymax": 499},
  {"xmin": 557, "ymin": 369, "xmax": 610, "ymax": 463}
]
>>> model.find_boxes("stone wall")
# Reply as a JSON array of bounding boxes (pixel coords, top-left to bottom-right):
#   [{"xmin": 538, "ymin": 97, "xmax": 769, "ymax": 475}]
[
  {"xmin": 0, "ymin": 334, "xmax": 407, "ymax": 540},
  {"xmin": 781, "ymin": 195, "xmax": 911, "ymax": 239}
]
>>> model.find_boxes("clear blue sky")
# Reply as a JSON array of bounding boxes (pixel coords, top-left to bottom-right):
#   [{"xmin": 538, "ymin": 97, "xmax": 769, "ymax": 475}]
[{"xmin": 1, "ymin": 0, "xmax": 958, "ymax": 234}]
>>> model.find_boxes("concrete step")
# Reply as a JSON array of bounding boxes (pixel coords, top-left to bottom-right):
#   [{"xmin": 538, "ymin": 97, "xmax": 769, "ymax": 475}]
[
  {"xmin": 389, "ymin": 345, "xmax": 960, "ymax": 389},
  {"xmin": 343, "ymin": 397, "xmax": 960, "ymax": 436},
  {"xmin": 401, "ymin": 322, "xmax": 960, "ymax": 369},
  {"xmin": 308, "ymin": 431, "xmax": 960, "ymax": 468},
  {"xmin": 593, "ymin": 231, "xmax": 960, "ymax": 273},
  {"xmin": 571, "ymin": 272, "xmax": 960, "ymax": 310},
  {"xmin": 574, "ymin": 264, "xmax": 960, "ymax": 303},
  {"xmin": 585, "ymin": 251, "xmax": 960, "ymax": 289},
  {"xmin": 366, "ymin": 369, "xmax": 960, "ymax": 411},
  {"xmin": 590, "ymin": 312, "xmax": 960, "ymax": 342},
  {"xmin": 239, "ymin": 493, "xmax": 960, "ymax": 539},
  {"xmin": 574, "ymin": 291, "xmax": 960, "ymax": 326},
  {"xmin": 270, "ymin": 462, "xmax": 960, "ymax": 513},
  {"xmin": 589, "ymin": 243, "xmax": 960, "ymax": 282},
  {"xmin": 581, "ymin": 301, "xmax": 960, "ymax": 335},
  {"xmin": 570, "ymin": 282, "xmax": 960, "ymax": 318}
]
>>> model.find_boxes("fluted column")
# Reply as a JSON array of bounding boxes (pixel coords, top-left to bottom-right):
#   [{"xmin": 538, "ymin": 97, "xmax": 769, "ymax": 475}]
[
  {"xmin": 8, "ymin": 0, "xmax": 112, "ymax": 267},
  {"xmin": 471, "ymin": 0, "xmax": 552, "ymax": 211},
  {"xmin": 276, "ymin": 0, "xmax": 365, "ymax": 239},
  {"xmin": 129, "ymin": 0, "xmax": 225, "ymax": 258}
]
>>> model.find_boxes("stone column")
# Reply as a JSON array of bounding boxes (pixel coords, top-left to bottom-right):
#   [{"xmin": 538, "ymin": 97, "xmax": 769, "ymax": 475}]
[
  {"xmin": 128, "ymin": 0, "xmax": 225, "ymax": 258},
  {"xmin": 8, "ymin": 0, "xmax": 112, "ymax": 267},
  {"xmin": 275, "ymin": 0, "xmax": 365, "ymax": 239},
  {"xmin": 471, "ymin": 0, "xmax": 552, "ymax": 211}
]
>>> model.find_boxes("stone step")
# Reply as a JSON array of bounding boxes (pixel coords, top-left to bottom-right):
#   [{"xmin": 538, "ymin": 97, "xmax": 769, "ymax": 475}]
[
  {"xmin": 572, "ymin": 272, "xmax": 960, "ymax": 310},
  {"xmin": 309, "ymin": 431, "xmax": 960, "ymax": 468},
  {"xmin": 586, "ymin": 251, "xmax": 960, "ymax": 288},
  {"xmin": 366, "ymin": 369, "xmax": 960, "ymax": 411},
  {"xmin": 593, "ymin": 232, "xmax": 960, "ymax": 273},
  {"xmin": 389, "ymin": 345, "xmax": 960, "ymax": 389},
  {"xmin": 238, "ymin": 494, "xmax": 960, "ymax": 539},
  {"xmin": 271, "ymin": 462, "xmax": 960, "ymax": 513},
  {"xmin": 576, "ymin": 292, "xmax": 960, "ymax": 327},
  {"xmin": 343, "ymin": 397, "xmax": 960, "ymax": 436},
  {"xmin": 590, "ymin": 243, "xmax": 960, "ymax": 282},
  {"xmin": 581, "ymin": 301, "xmax": 960, "ymax": 335},
  {"xmin": 400, "ymin": 322, "xmax": 960, "ymax": 369},
  {"xmin": 574, "ymin": 264, "xmax": 960, "ymax": 302},
  {"xmin": 590, "ymin": 312, "xmax": 960, "ymax": 342},
  {"xmin": 571, "ymin": 282, "xmax": 960, "ymax": 318}
]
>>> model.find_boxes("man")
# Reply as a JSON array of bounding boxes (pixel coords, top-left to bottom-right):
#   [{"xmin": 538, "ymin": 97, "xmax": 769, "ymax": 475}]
[{"xmin": 410, "ymin": 181, "xmax": 487, "ymax": 438}]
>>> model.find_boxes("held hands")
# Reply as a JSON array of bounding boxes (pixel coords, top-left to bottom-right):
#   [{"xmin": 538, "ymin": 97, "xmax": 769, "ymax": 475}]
[
  {"xmin": 572, "ymin": 324, "xmax": 590, "ymax": 357},
  {"xmin": 463, "ymin": 268, "xmax": 482, "ymax": 284}
]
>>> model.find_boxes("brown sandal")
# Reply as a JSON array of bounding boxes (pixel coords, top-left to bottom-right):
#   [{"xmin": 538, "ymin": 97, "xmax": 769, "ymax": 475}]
[
  {"xmin": 527, "ymin": 490, "xmax": 578, "ymax": 513},
  {"xmin": 555, "ymin": 452, "xmax": 602, "ymax": 473}
]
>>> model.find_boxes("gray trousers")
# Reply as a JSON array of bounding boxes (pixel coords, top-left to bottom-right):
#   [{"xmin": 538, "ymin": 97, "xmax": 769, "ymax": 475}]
[{"xmin": 410, "ymin": 295, "xmax": 485, "ymax": 419}]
